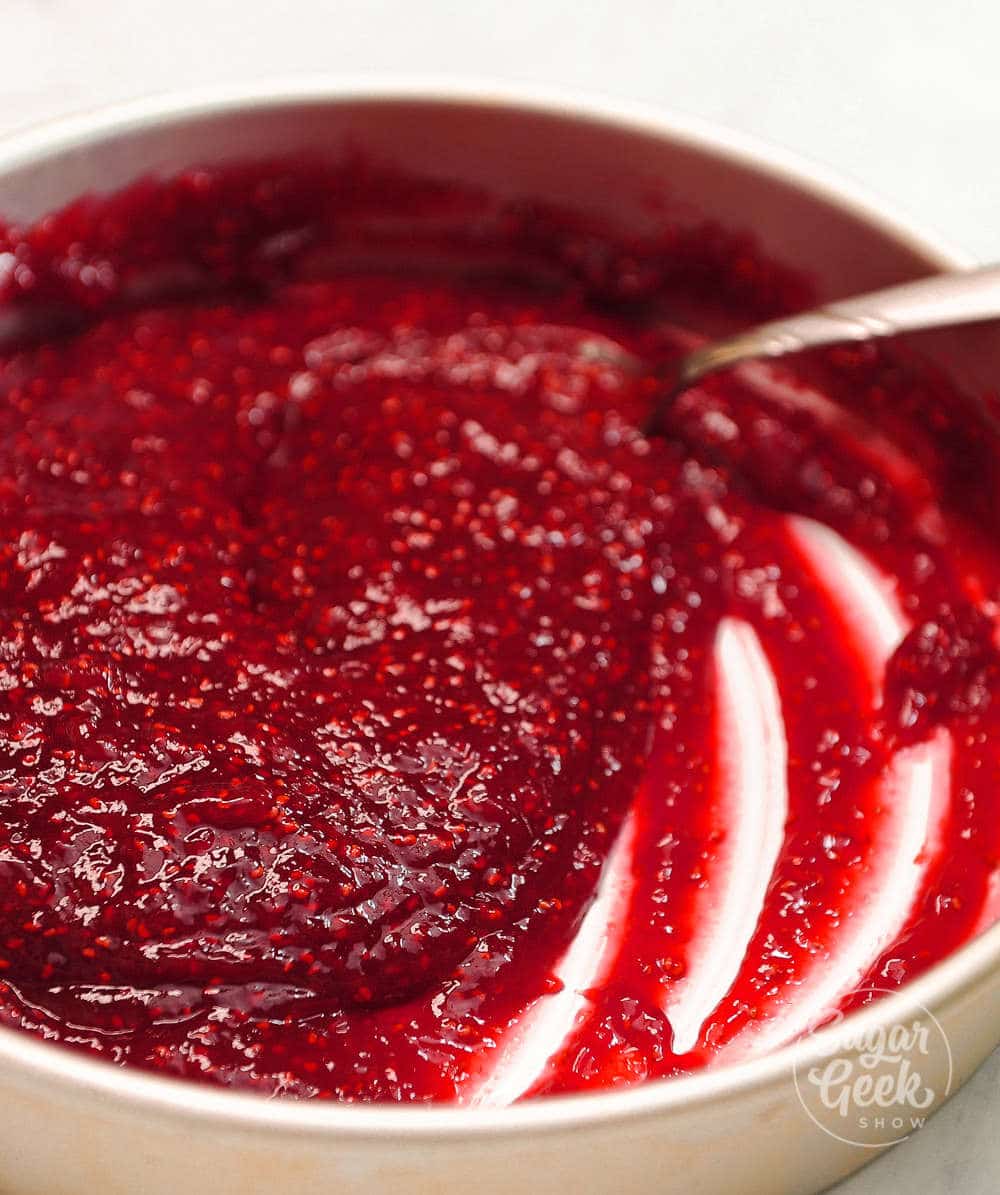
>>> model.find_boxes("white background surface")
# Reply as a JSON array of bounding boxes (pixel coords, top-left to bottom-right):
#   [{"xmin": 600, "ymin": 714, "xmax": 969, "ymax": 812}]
[{"xmin": 0, "ymin": 2, "xmax": 997, "ymax": 1192}]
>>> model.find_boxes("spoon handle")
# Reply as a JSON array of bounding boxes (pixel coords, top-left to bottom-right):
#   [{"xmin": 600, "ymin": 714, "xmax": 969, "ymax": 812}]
[{"xmin": 673, "ymin": 261, "xmax": 1000, "ymax": 390}]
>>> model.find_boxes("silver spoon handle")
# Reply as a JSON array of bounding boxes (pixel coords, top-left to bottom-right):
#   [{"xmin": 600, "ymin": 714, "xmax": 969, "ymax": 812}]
[{"xmin": 675, "ymin": 261, "xmax": 1000, "ymax": 389}]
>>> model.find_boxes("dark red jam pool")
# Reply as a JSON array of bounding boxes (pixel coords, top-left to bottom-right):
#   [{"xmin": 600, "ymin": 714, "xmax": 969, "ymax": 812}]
[{"xmin": 0, "ymin": 162, "xmax": 998, "ymax": 1102}]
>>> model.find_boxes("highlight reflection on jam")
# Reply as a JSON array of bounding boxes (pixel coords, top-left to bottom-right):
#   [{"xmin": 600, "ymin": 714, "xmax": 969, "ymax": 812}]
[{"xmin": 0, "ymin": 163, "xmax": 998, "ymax": 1102}]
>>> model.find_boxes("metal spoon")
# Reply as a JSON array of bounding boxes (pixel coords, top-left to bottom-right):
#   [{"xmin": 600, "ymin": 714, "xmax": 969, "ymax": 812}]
[{"xmin": 643, "ymin": 261, "xmax": 1000, "ymax": 434}]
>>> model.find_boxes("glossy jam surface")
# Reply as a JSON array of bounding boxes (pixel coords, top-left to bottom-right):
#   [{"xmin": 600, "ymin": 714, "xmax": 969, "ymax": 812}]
[{"xmin": 0, "ymin": 164, "xmax": 998, "ymax": 1101}]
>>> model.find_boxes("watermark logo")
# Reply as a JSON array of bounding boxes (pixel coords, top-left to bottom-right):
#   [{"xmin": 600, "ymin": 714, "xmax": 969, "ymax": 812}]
[{"xmin": 792, "ymin": 988, "xmax": 953, "ymax": 1148}]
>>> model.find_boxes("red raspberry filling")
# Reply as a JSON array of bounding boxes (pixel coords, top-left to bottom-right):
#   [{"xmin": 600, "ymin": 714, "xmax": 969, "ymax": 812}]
[{"xmin": 0, "ymin": 163, "xmax": 997, "ymax": 1101}]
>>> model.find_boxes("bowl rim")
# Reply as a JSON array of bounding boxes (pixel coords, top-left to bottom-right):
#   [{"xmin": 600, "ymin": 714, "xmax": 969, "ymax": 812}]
[{"xmin": 0, "ymin": 75, "xmax": 995, "ymax": 1141}]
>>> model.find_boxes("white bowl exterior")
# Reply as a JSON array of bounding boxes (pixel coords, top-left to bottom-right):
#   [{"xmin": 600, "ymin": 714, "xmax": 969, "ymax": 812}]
[{"xmin": 0, "ymin": 82, "xmax": 996, "ymax": 1195}]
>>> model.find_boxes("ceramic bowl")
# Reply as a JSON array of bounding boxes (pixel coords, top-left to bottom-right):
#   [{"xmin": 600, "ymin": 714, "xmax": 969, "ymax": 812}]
[{"xmin": 0, "ymin": 80, "xmax": 997, "ymax": 1195}]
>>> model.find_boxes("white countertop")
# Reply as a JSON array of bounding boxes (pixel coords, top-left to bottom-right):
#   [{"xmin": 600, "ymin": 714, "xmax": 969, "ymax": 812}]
[{"xmin": 1, "ymin": 1, "xmax": 997, "ymax": 1191}]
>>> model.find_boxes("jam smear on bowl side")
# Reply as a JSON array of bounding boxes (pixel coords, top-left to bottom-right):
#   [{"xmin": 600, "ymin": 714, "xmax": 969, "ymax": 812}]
[{"xmin": 0, "ymin": 162, "xmax": 998, "ymax": 1101}]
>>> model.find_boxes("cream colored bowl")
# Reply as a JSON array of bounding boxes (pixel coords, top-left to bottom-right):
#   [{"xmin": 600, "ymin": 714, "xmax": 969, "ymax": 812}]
[{"xmin": 0, "ymin": 80, "xmax": 997, "ymax": 1195}]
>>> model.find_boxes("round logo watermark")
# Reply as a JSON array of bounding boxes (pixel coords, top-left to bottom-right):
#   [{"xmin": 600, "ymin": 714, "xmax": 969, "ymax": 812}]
[{"xmin": 792, "ymin": 988, "xmax": 953, "ymax": 1148}]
